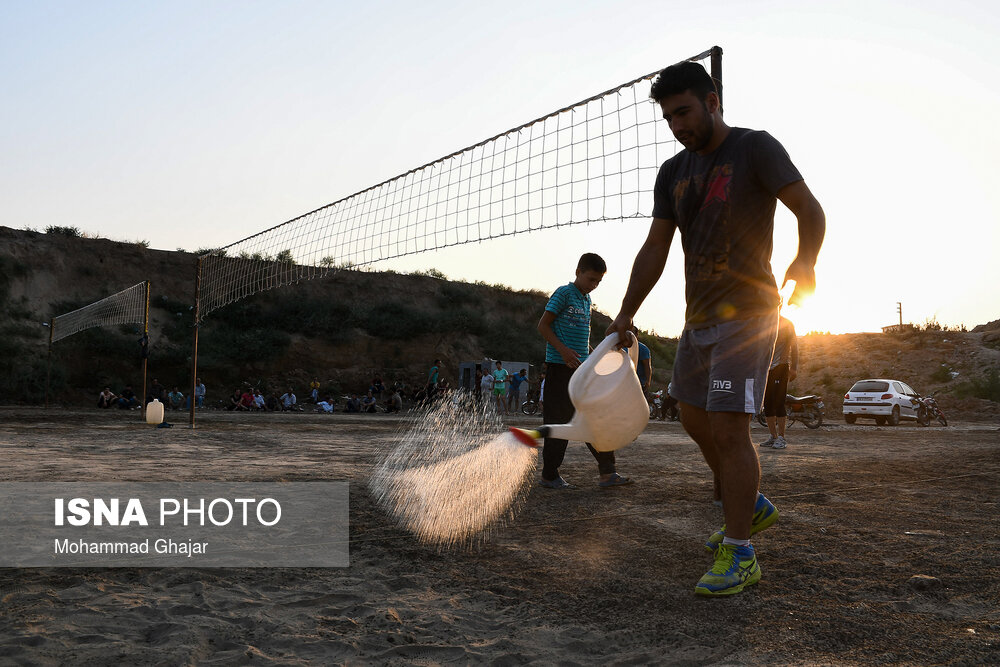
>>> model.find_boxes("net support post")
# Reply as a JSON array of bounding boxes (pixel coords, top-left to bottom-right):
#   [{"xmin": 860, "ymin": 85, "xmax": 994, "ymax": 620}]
[
  {"xmin": 710, "ymin": 45, "xmax": 723, "ymax": 113},
  {"xmin": 189, "ymin": 257, "xmax": 202, "ymax": 430},
  {"xmin": 45, "ymin": 321, "xmax": 53, "ymax": 409},
  {"xmin": 141, "ymin": 280, "xmax": 150, "ymax": 422}
]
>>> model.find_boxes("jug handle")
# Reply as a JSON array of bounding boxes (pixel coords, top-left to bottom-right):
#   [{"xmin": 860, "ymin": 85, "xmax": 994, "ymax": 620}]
[{"xmin": 592, "ymin": 331, "xmax": 639, "ymax": 367}]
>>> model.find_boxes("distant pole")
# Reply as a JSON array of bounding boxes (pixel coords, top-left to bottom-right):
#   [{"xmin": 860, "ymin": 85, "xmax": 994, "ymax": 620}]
[
  {"xmin": 710, "ymin": 45, "xmax": 723, "ymax": 113},
  {"xmin": 897, "ymin": 302, "xmax": 903, "ymax": 326},
  {"xmin": 141, "ymin": 280, "xmax": 150, "ymax": 421},
  {"xmin": 189, "ymin": 257, "xmax": 202, "ymax": 430},
  {"xmin": 45, "ymin": 321, "xmax": 53, "ymax": 409}
]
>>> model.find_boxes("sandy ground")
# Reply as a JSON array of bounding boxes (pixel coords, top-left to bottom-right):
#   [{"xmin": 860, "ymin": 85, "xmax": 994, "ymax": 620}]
[{"xmin": 0, "ymin": 406, "xmax": 998, "ymax": 665}]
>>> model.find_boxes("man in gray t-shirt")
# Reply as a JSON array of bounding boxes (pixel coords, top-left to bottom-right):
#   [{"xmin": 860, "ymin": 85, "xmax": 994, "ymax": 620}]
[{"xmin": 608, "ymin": 61, "xmax": 825, "ymax": 597}]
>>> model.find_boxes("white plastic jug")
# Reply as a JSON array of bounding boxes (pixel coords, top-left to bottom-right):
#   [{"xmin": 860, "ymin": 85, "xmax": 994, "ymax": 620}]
[
  {"xmin": 146, "ymin": 399, "xmax": 164, "ymax": 425},
  {"xmin": 511, "ymin": 331, "xmax": 649, "ymax": 452}
]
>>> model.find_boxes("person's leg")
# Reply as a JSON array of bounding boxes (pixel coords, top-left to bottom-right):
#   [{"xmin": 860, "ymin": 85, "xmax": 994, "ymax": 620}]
[
  {"xmin": 541, "ymin": 364, "xmax": 572, "ymax": 482},
  {"xmin": 682, "ymin": 401, "xmax": 761, "ymax": 538},
  {"xmin": 707, "ymin": 411, "xmax": 759, "ymax": 540},
  {"xmin": 762, "ymin": 365, "xmax": 784, "ymax": 444},
  {"xmin": 770, "ymin": 364, "xmax": 790, "ymax": 447},
  {"xmin": 586, "ymin": 444, "xmax": 618, "ymax": 479},
  {"xmin": 698, "ymin": 314, "xmax": 779, "ymax": 546},
  {"xmin": 679, "ymin": 401, "xmax": 721, "ymax": 489}
]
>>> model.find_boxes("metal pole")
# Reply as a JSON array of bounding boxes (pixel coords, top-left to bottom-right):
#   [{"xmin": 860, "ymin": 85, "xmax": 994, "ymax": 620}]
[
  {"xmin": 141, "ymin": 280, "xmax": 150, "ymax": 421},
  {"xmin": 710, "ymin": 45, "xmax": 723, "ymax": 114},
  {"xmin": 189, "ymin": 257, "xmax": 202, "ymax": 429},
  {"xmin": 45, "ymin": 321, "xmax": 53, "ymax": 409}
]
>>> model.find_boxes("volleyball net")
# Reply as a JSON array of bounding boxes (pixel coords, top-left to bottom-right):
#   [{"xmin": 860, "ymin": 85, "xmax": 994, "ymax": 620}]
[
  {"xmin": 195, "ymin": 47, "xmax": 722, "ymax": 321},
  {"xmin": 50, "ymin": 281, "xmax": 149, "ymax": 344},
  {"xmin": 47, "ymin": 281, "xmax": 151, "ymax": 411}
]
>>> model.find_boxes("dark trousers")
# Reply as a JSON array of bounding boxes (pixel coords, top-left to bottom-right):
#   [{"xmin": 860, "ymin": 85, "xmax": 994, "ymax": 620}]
[
  {"xmin": 763, "ymin": 363, "xmax": 789, "ymax": 417},
  {"xmin": 541, "ymin": 363, "xmax": 616, "ymax": 480}
]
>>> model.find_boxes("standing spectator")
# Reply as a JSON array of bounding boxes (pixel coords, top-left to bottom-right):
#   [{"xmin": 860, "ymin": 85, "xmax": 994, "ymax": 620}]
[
  {"xmin": 474, "ymin": 368, "xmax": 484, "ymax": 404},
  {"xmin": 538, "ymin": 366, "xmax": 546, "ymax": 412},
  {"xmin": 97, "ymin": 387, "xmax": 116, "ymax": 409},
  {"xmin": 492, "ymin": 361, "xmax": 509, "ymax": 414},
  {"xmin": 480, "ymin": 366, "xmax": 494, "ymax": 403},
  {"xmin": 194, "ymin": 377, "xmax": 206, "ymax": 408},
  {"xmin": 279, "ymin": 388, "xmax": 297, "ymax": 411},
  {"xmin": 167, "ymin": 386, "xmax": 185, "ymax": 411},
  {"xmin": 632, "ymin": 326, "xmax": 652, "ymax": 396},
  {"xmin": 426, "ymin": 359, "xmax": 441, "ymax": 401},
  {"xmin": 537, "ymin": 252, "xmax": 630, "ymax": 489},
  {"xmin": 761, "ymin": 314, "xmax": 799, "ymax": 449},
  {"xmin": 507, "ymin": 368, "xmax": 529, "ymax": 413},
  {"xmin": 309, "ymin": 378, "xmax": 321, "ymax": 404}
]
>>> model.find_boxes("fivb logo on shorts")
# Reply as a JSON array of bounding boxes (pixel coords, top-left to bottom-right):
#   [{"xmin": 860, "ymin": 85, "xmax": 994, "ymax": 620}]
[{"xmin": 711, "ymin": 379, "xmax": 733, "ymax": 392}]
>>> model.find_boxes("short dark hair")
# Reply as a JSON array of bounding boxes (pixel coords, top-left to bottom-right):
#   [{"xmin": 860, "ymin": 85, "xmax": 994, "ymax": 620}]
[
  {"xmin": 577, "ymin": 252, "xmax": 607, "ymax": 274},
  {"xmin": 649, "ymin": 61, "xmax": 717, "ymax": 103}
]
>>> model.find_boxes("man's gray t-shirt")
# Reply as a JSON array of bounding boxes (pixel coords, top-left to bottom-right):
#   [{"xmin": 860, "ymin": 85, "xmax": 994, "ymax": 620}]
[{"xmin": 652, "ymin": 127, "xmax": 802, "ymax": 328}]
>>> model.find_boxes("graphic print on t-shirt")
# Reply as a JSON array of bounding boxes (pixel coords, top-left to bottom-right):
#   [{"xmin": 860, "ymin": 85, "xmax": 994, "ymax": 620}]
[{"xmin": 673, "ymin": 163, "xmax": 734, "ymax": 282}]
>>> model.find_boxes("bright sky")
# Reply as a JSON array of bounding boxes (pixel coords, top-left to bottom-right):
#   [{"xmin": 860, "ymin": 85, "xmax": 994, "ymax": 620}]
[{"xmin": 2, "ymin": 0, "xmax": 998, "ymax": 336}]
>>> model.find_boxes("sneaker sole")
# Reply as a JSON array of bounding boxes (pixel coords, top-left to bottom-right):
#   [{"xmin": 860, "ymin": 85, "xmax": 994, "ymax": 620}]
[{"xmin": 694, "ymin": 567, "xmax": 762, "ymax": 596}]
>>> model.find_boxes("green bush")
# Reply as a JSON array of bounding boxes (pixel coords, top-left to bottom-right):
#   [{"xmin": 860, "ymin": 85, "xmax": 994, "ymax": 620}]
[
  {"xmin": 0, "ymin": 257, "xmax": 29, "ymax": 302},
  {"xmin": 955, "ymin": 367, "xmax": 1000, "ymax": 402},
  {"xmin": 436, "ymin": 309, "xmax": 488, "ymax": 336},
  {"xmin": 45, "ymin": 225, "xmax": 82, "ymax": 237},
  {"xmin": 364, "ymin": 301, "xmax": 433, "ymax": 340},
  {"xmin": 480, "ymin": 326, "xmax": 544, "ymax": 367},
  {"xmin": 154, "ymin": 296, "xmax": 192, "ymax": 314},
  {"xmin": 647, "ymin": 337, "xmax": 677, "ymax": 368},
  {"xmin": 930, "ymin": 364, "xmax": 953, "ymax": 383},
  {"xmin": 437, "ymin": 282, "xmax": 480, "ymax": 307}
]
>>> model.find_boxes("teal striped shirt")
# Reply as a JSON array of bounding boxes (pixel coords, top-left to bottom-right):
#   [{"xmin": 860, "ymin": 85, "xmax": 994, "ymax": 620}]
[{"xmin": 545, "ymin": 283, "xmax": 592, "ymax": 364}]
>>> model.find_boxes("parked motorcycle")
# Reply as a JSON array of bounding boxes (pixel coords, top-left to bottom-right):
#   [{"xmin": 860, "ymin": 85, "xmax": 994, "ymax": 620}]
[
  {"xmin": 911, "ymin": 395, "xmax": 948, "ymax": 427},
  {"xmin": 757, "ymin": 394, "xmax": 825, "ymax": 429},
  {"xmin": 520, "ymin": 388, "xmax": 540, "ymax": 416},
  {"xmin": 648, "ymin": 389, "xmax": 679, "ymax": 421}
]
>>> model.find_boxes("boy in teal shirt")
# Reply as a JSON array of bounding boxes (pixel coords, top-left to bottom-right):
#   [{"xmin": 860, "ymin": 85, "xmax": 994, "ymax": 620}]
[{"xmin": 536, "ymin": 253, "xmax": 632, "ymax": 489}]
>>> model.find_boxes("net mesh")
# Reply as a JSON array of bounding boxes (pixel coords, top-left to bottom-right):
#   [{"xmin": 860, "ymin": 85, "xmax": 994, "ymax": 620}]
[
  {"xmin": 198, "ymin": 48, "xmax": 718, "ymax": 319},
  {"xmin": 50, "ymin": 282, "xmax": 148, "ymax": 344}
]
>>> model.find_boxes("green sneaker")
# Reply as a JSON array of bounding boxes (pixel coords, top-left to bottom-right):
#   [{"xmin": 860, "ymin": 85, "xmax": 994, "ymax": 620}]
[
  {"xmin": 695, "ymin": 543, "xmax": 761, "ymax": 596},
  {"xmin": 705, "ymin": 493, "xmax": 778, "ymax": 553}
]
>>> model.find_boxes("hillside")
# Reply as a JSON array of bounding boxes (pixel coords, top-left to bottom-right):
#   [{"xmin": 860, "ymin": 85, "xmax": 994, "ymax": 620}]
[
  {"xmin": 0, "ymin": 226, "xmax": 674, "ymax": 405},
  {"xmin": 1, "ymin": 226, "xmax": 998, "ymax": 421}
]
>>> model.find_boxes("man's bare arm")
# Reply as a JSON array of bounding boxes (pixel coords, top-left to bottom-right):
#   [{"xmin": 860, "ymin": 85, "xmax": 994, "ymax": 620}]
[{"xmin": 777, "ymin": 180, "xmax": 826, "ymax": 306}]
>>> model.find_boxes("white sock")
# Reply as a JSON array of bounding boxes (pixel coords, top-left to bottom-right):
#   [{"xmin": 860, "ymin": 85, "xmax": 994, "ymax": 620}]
[{"xmin": 722, "ymin": 537, "xmax": 750, "ymax": 547}]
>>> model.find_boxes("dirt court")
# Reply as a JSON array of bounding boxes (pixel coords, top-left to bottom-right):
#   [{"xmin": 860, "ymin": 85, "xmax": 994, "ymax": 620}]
[{"xmin": 0, "ymin": 406, "xmax": 997, "ymax": 665}]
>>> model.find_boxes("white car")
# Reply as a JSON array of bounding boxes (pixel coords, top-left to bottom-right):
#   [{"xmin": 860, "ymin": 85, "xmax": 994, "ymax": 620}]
[{"xmin": 842, "ymin": 378, "xmax": 921, "ymax": 426}]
